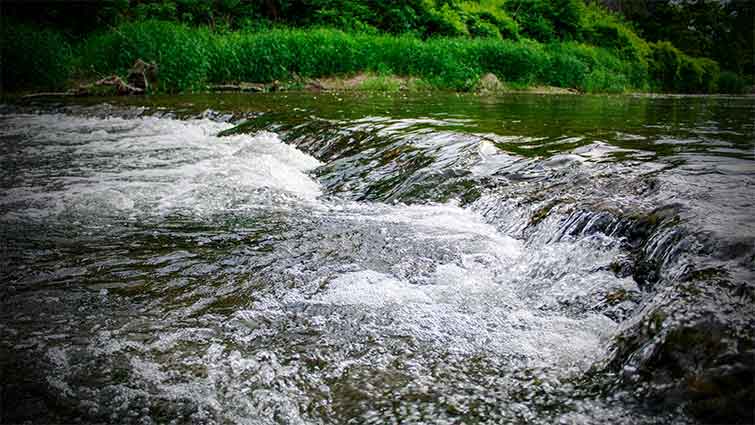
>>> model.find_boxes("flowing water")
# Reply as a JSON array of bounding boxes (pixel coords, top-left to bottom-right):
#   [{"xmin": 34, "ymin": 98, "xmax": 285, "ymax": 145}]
[{"xmin": 1, "ymin": 93, "xmax": 753, "ymax": 424}]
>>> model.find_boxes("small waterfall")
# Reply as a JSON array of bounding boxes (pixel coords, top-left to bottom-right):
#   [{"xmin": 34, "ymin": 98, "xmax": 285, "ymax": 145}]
[{"xmin": 1, "ymin": 96, "xmax": 753, "ymax": 424}]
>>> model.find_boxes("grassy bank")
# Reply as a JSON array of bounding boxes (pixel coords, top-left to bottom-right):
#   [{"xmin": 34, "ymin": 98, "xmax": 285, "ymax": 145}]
[{"xmin": 1, "ymin": 19, "xmax": 737, "ymax": 95}]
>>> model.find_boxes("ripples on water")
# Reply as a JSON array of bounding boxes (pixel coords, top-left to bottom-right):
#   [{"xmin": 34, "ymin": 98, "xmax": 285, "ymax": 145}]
[{"xmin": 1, "ymin": 94, "xmax": 753, "ymax": 424}]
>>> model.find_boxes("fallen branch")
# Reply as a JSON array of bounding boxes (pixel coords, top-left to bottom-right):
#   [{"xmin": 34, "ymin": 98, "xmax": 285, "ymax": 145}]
[
  {"xmin": 23, "ymin": 59, "xmax": 155, "ymax": 98},
  {"xmin": 92, "ymin": 76, "xmax": 144, "ymax": 95}
]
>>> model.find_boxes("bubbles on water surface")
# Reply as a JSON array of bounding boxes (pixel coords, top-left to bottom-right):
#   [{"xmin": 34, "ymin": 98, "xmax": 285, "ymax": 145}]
[
  {"xmin": 0, "ymin": 114, "xmax": 322, "ymax": 224},
  {"xmin": 1, "ymin": 109, "xmax": 749, "ymax": 424}
]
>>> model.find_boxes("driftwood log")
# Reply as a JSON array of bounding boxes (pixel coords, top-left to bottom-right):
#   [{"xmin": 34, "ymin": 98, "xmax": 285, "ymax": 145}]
[
  {"xmin": 23, "ymin": 59, "xmax": 157, "ymax": 98},
  {"xmin": 127, "ymin": 59, "xmax": 158, "ymax": 92},
  {"xmin": 91, "ymin": 75, "xmax": 144, "ymax": 95}
]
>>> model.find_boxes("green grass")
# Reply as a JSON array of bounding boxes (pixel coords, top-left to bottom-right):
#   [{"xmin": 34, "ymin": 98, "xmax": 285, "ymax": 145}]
[
  {"xmin": 359, "ymin": 75, "xmax": 403, "ymax": 92},
  {"xmin": 75, "ymin": 21, "xmax": 647, "ymax": 93},
  {"xmin": 1, "ymin": 19, "xmax": 733, "ymax": 94}
]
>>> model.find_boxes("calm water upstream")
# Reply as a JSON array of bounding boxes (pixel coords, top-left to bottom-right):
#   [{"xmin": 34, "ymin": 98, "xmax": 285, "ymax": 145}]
[{"xmin": 1, "ymin": 93, "xmax": 753, "ymax": 424}]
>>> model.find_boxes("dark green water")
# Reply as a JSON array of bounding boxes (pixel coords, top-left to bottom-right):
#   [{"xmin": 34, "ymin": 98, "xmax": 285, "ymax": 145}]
[{"xmin": 1, "ymin": 93, "xmax": 753, "ymax": 424}]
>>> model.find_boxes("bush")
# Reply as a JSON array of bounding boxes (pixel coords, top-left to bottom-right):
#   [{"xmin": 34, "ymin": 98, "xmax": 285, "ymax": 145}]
[
  {"xmin": 648, "ymin": 41, "xmax": 682, "ymax": 92},
  {"xmin": 505, "ymin": 0, "xmax": 584, "ymax": 42},
  {"xmin": 408, "ymin": 37, "xmax": 479, "ymax": 90},
  {"xmin": 459, "ymin": 1, "xmax": 519, "ymax": 40},
  {"xmin": 509, "ymin": 7, "xmax": 556, "ymax": 42},
  {"xmin": 428, "ymin": 3, "xmax": 469, "ymax": 37},
  {"xmin": 476, "ymin": 38, "xmax": 548, "ymax": 84},
  {"xmin": 676, "ymin": 56, "xmax": 704, "ymax": 93},
  {"xmin": 468, "ymin": 19, "xmax": 502, "ymax": 39},
  {"xmin": 648, "ymin": 41, "xmax": 719, "ymax": 93},
  {"xmin": 579, "ymin": 3, "xmax": 649, "ymax": 63},
  {"xmin": 717, "ymin": 71, "xmax": 745, "ymax": 94},
  {"xmin": 583, "ymin": 68, "xmax": 629, "ymax": 93},
  {"xmin": 697, "ymin": 58, "xmax": 720, "ymax": 93},
  {"xmin": 539, "ymin": 42, "xmax": 639, "ymax": 92},
  {"xmin": 544, "ymin": 47, "xmax": 588, "ymax": 88},
  {"xmin": 582, "ymin": 21, "xmax": 648, "ymax": 64},
  {"xmin": 1, "ymin": 20, "xmax": 73, "ymax": 90}
]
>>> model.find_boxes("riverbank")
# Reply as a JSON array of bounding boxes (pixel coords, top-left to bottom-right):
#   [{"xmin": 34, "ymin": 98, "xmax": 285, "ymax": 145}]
[{"xmin": 1, "ymin": 20, "xmax": 735, "ymax": 96}]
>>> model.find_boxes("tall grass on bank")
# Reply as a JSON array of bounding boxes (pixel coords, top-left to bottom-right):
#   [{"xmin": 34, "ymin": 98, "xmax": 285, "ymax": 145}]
[
  {"xmin": 2, "ymin": 20, "xmax": 739, "ymax": 94},
  {"xmin": 76, "ymin": 20, "xmax": 646, "ymax": 93},
  {"xmin": 80, "ymin": 21, "xmax": 212, "ymax": 92}
]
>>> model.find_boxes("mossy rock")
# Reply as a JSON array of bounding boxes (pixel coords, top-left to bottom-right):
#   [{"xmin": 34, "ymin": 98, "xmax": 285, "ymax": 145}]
[{"xmin": 476, "ymin": 72, "xmax": 505, "ymax": 93}]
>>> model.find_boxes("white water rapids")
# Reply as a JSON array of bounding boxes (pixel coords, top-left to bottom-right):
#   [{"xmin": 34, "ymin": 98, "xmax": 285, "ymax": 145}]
[{"xmin": 1, "ymin": 111, "xmax": 722, "ymax": 424}]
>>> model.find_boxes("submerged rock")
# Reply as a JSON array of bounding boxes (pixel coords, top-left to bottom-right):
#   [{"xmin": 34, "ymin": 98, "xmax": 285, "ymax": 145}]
[
  {"xmin": 477, "ymin": 73, "xmax": 504, "ymax": 93},
  {"xmin": 606, "ymin": 271, "xmax": 755, "ymax": 424}
]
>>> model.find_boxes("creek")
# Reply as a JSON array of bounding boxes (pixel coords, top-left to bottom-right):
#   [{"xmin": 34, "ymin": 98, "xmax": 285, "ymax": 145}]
[{"xmin": 1, "ymin": 93, "xmax": 753, "ymax": 424}]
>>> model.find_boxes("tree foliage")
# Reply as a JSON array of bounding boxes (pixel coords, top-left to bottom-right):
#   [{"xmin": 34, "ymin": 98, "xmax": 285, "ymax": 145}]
[
  {"xmin": 596, "ymin": 0, "xmax": 753, "ymax": 81},
  {"xmin": 1, "ymin": 0, "xmax": 749, "ymax": 93}
]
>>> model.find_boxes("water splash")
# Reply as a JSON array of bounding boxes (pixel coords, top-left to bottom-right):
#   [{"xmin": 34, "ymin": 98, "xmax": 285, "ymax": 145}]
[{"xmin": 1, "ymin": 97, "xmax": 752, "ymax": 424}]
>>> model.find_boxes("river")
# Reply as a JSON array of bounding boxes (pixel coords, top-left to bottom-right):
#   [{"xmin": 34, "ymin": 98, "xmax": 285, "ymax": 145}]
[{"xmin": 1, "ymin": 93, "xmax": 753, "ymax": 424}]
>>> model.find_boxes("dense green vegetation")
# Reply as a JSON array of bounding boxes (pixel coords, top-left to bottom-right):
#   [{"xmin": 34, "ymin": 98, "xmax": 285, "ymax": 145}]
[
  {"xmin": 1, "ymin": 22, "xmax": 74, "ymax": 90},
  {"xmin": 0, "ymin": 0, "xmax": 750, "ymax": 94},
  {"xmin": 605, "ymin": 0, "xmax": 754, "ymax": 79},
  {"xmin": 75, "ymin": 21, "xmax": 651, "ymax": 93}
]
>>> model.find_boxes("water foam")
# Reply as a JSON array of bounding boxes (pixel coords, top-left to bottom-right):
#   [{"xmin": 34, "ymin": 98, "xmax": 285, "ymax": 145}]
[
  {"xmin": 0, "ymin": 114, "xmax": 322, "ymax": 222},
  {"xmin": 1, "ymin": 112, "xmax": 632, "ymax": 424}
]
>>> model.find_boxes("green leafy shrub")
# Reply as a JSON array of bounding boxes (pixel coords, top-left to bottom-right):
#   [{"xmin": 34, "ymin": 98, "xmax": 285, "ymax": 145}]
[
  {"xmin": 1, "ymin": 20, "xmax": 73, "ymax": 90},
  {"xmin": 582, "ymin": 68, "xmax": 628, "ymax": 93},
  {"xmin": 468, "ymin": 19, "xmax": 502, "ymax": 39},
  {"xmin": 406, "ymin": 77, "xmax": 435, "ymax": 91},
  {"xmin": 544, "ymin": 45, "xmax": 589, "ymax": 88},
  {"xmin": 648, "ymin": 41, "xmax": 682, "ymax": 92},
  {"xmin": 676, "ymin": 55, "xmax": 704, "ymax": 93},
  {"xmin": 540, "ymin": 42, "xmax": 637, "ymax": 91},
  {"xmin": 697, "ymin": 59, "xmax": 720, "ymax": 93},
  {"xmin": 205, "ymin": 28, "xmax": 481, "ymax": 90},
  {"xmin": 427, "ymin": 3, "xmax": 469, "ymax": 37},
  {"xmin": 511, "ymin": 8, "xmax": 556, "ymax": 42},
  {"xmin": 367, "ymin": 2, "xmax": 425, "ymax": 36},
  {"xmin": 303, "ymin": 0, "xmax": 374, "ymax": 32},
  {"xmin": 648, "ymin": 41, "xmax": 719, "ymax": 93},
  {"xmin": 406, "ymin": 37, "xmax": 479, "ymax": 90},
  {"xmin": 717, "ymin": 71, "xmax": 745, "ymax": 94},
  {"xmin": 475, "ymin": 38, "xmax": 548, "ymax": 84},
  {"xmin": 133, "ymin": 1, "xmax": 178, "ymax": 21},
  {"xmin": 579, "ymin": 4, "xmax": 649, "ymax": 62},
  {"xmin": 581, "ymin": 22, "xmax": 647, "ymax": 64},
  {"xmin": 459, "ymin": 1, "xmax": 519, "ymax": 40},
  {"xmin": 625, "ymin": 61, "xmax": 649, "ymax": 91},
  {"xmin": 294, "ymin": 29, "xmax": 366, "ymax": 77},
  {"xmin": 477, "ymin": 11, "xmax": 518, "ymax": 40},
  {"xmin": 505, "ymin": 0, "xmax": 584, "ymax": 42}
]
